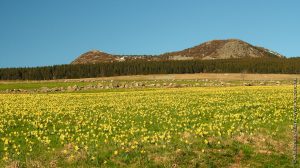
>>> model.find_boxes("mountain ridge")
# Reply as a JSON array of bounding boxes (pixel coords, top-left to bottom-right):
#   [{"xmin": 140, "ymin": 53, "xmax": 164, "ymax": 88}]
[{"xmin": 71, "ymin": 39, "xmax": 285, "ymax": 64}]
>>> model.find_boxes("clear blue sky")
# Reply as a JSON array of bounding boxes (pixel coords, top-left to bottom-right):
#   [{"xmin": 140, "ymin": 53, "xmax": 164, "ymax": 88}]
[{"xmin": 0, "ymin": 0, "xmax": 299, "ymax": 68}]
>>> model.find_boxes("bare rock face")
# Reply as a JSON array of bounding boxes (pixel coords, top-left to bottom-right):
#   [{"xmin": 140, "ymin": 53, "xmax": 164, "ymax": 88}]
[{"xmin": 210, "ymin": 40, "xmax": 263, "ymax": 59}]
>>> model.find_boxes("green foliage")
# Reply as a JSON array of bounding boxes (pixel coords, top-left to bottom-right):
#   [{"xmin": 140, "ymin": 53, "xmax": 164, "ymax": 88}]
[{"xmin": 0, "ymin": 58, "xmax": 300, "ymax": 80}]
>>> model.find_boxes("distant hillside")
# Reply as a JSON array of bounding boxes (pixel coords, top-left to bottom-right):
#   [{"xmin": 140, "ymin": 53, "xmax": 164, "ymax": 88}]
[
  {"xmin": 71, "ymin": 50, "xmax": 117, "ymax": 64},
  {"xmin": 71, "ymin": 39, "xmax": 285, "ymax": 64},
  {"xmin": 161, "ymin": 39, "xmax": 284, "ymax": 60}
]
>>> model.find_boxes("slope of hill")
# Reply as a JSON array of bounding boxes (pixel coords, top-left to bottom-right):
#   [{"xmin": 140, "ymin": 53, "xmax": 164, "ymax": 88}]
[
  {"xmin": 161, "ymin": 39, "xmax": 284, "ymax": 60},
  {"xmin": 71, "ymin": 39, "xmax": 285, "ymax": 64},
  {"xmin": 71, "ymin": 50, "xmax": 117, "ymax": 64}
]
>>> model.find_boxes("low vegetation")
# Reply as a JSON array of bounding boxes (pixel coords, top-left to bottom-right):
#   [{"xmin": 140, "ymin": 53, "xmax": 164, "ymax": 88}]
[
  {"xmin": 0, "ymin": 75, "xmax": 294, "ymax": 93},
  {"xmin": 0, "ymin": 86, "xmax": 298, "ymax": 167}
]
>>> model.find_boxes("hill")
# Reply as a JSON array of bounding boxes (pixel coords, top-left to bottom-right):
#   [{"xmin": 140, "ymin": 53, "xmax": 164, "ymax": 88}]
[
  {"xmin": 71, "ymin": 39, "xmax": 285, "ymax": 64},
  {"xmin": 71, "ymin": 50, "xmax": 116, "ymax": 64}
]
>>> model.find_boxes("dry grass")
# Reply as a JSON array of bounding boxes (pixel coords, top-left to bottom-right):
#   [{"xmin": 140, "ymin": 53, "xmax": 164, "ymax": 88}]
[
  {"xmin": 234, "ymin": 133, "xmax": 288, "ymax": 155},
  {"xmin": 229, "ymin": 151, "xmax": 244, "ymax": 168},
  {"xmin": 5, "ymin": 161, "xmax": 20, "ymax": 168},
  {"xmin": 1, "ymin": 73, "xmax": 299, "ymax": 84},
  {"xmin": 58, "ymin": 143, "xmax": 87, "ymax": 164}
]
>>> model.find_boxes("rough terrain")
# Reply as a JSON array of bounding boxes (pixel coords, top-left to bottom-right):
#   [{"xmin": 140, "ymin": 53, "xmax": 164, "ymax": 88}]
[{"xmin": 71, "ymin": 39, "xmax": 284, "ymax": 64}]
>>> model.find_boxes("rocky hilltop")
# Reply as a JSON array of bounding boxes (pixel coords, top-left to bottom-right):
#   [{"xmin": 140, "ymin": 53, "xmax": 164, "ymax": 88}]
[
  {"xmin": 71, "ymin": 39, "xmax": 285, "ymax": 64},
  {"xmin": 71, "ymin": 50, "xmax": 117, "ymax": 64}
]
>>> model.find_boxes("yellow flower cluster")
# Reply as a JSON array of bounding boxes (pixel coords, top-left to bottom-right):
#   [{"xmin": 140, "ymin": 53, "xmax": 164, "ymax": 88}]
[{"xmin": 0, "ymin": 86, "xmax": 295, "ymax": 162}]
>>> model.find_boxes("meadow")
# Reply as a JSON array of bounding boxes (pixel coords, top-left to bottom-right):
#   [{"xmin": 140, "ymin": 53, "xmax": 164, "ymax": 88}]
[
  {"xmin": 1, "ymin": 73, "xmax": 299, "ymax": 91},
  {"xmin": 0, "ymin": 86, "xmax": 298, "ymax": 167}
]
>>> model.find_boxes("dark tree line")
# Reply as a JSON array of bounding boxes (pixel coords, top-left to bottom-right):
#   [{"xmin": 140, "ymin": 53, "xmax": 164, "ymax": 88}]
[{"xmin": 0, "ymin": 58, "xmax": 300, "ymax": 80}]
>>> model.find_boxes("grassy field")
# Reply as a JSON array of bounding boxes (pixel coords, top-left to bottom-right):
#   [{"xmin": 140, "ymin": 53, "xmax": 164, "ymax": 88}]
[
  {"xmin": 0, "ymin": 86, "xmax": 299, "ymax": 167},
  {"xmin": 0, "ymin": 81, "xmax": 97, "ymax": 91},
  {"xmin": 1, "ymin": 73, "xmax": 299, "ymax": 83},
  {"xmin": 0, "ymin": 73, "xmax": 299, "ymax": 91}
]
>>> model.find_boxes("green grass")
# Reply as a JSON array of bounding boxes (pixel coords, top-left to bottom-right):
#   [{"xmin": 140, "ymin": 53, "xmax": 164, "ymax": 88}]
[
  {"xmin": 0, "ymin": 81, "xmax": 87, "ymax": 90},
  {"xmin": 0, "ymin": 86, "xmax": 298, "ymax": 167}
]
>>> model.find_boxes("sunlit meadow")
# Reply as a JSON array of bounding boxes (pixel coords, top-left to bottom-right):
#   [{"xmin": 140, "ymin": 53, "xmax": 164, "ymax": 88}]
[{"xmin": 0, "ymin": 86, "xmax": 298, "ymax": 167}]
